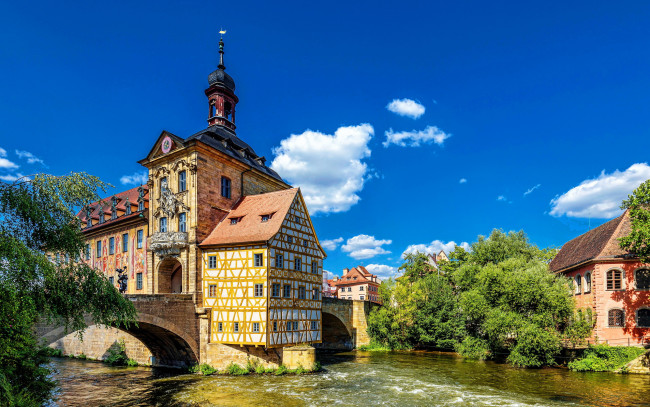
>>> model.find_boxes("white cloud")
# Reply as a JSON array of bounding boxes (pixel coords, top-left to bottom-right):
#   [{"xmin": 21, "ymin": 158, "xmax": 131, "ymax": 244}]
[
  {"xmin": 120, "ymin": 171, "xmax": 148, "ymax": 186},
  {"xmin": 364, "ymin": 264, "xmax": 397, "ymax": 280},
  {"xmin": 0, "ymin": 147, "xmax": 18, "ymax": 170},
  {"xmin": 0, "ymin": 147, "xmax": 6, "ymax": 157},
  {"xmin": 524, "ymin": 184, "xmax": 541, "ymax": 196},
  {"xmin": 271, "ymin": 124, "xmax": 373, "ymax": 214},
  {"xmin": 386, "ymin": 98, "xmax": 426, "ymax": 119},
  {"xmin": 550, "ymin": 163, "xmax": 650, "ymax": 219},
  {"xmin": 402, "ymin": 240, "xmax": 470, "ymax": 259},
  {"xmin": 459, "ymin": 178, "xmax": 467, "ymax": 184},
  {"xmin": 321, "ymin": 237, "xmax": 343, "ymax": 251},
  {"xmin": 383, "ymin": 125, "xmax": 451, "ymax": 148},
  {"xmin": 15, "ymin": 150, "xmax": 45, "ymax": 166},
  {"xmin": 341, "ymin": 234, "xmax": 392, "ymax": 260},
  {"xmin": 0, "ymin": 173, "xmax": 27, "ymax": 182},
  {"xmin": 497, "ymin": 195, "xmax": 507, "ymax": 201}
]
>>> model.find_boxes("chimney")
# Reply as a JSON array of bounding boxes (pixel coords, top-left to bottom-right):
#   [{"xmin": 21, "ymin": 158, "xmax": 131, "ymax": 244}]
[{"xmin": 343, "ymin": 268, "xmax": 349, "ymax": 276}]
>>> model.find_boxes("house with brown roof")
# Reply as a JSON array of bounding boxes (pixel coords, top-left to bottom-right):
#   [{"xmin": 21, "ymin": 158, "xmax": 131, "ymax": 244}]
[
  {"xmin": 327, "ymin": 266, "xmax": 381, "ymax": 303},
  {"xmin": 550, "ymin": 210, "xmax": 650, "ymax": 346}
]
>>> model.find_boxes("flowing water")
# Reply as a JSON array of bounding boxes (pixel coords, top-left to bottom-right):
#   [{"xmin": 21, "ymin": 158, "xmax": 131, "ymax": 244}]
[{"xmin": 49, "ymin": 351, "xmax": 650, "ymax": 406}]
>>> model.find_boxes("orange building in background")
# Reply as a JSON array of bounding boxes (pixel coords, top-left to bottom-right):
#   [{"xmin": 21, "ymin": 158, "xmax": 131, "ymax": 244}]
[
  {"xmin": 327, "ymin": 266, "xmax": 381, "ymax": 303},
  {"xmin": 550, "ymin": 210, "xmax": 650, "ymax": 346}
]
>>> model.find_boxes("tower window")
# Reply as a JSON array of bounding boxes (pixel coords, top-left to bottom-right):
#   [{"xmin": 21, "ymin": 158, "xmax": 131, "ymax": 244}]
[
  {"xmin": 210, "ymin": 103, "xmax": 216, "ymax": 118},
  {"xmin": 179, "ymin": 212, "xmax": 187, "ymax": 233},
  {"xmin": 178, "ymin": 170, "xmax": 186, "ymax": 192},
  {"xmin": 224, "ymin": 101, "xmax": 232, "ymax": 121},
  {"xmin": 221, "ymin": 176, "xmax": 231, "ymax": 199}
]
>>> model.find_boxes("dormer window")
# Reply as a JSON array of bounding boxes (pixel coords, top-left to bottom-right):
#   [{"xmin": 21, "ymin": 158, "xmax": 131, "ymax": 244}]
[
  {"xmin": 261, "ymin": 214, "xmax": 270, "ymax": 222},
  {"xmin": 138, "ymin": 200, "xmax": 144, "ymax": 212},
  {"xmin": 230, "ymin": 217, "xmax": 240, "ymax": 225},
  {"xmin": 99, "ymin": 211, "xmax": 105, "ymax": 224},
  {"xmin": 125, "ymin": 197, "xmax": 132, "ymax": 215},
  {"xmin": 111, "ymin": 196, "xmax": 118, "ymax": 220},
  {"xmin": 137, "ymin": 186, "xmax": 145, "ymax": 211}
]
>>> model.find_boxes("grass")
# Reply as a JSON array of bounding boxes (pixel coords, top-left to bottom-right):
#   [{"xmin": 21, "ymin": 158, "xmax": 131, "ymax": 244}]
[
  {"xmin": 188, "ymin": 361, "xmax": 322, "ymax": 376},
  {"xmin": 358, "ymin": 342, "xmax": 392, "ymax": 352},
  {"xmin": 568, "ymin": 344, "xmax": 646, "ymax": 372}
]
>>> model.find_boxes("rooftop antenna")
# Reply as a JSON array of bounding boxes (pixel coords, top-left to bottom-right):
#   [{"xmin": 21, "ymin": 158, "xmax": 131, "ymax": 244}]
[{"xmin": 218, "ymin": 28, "xmax": 227, "ymax": 70}]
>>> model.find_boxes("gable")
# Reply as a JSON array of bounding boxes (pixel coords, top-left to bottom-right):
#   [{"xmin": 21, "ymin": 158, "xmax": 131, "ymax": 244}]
[{"xmin": 139, "ymin": 130, "xmax": 186, "ymax": 163}]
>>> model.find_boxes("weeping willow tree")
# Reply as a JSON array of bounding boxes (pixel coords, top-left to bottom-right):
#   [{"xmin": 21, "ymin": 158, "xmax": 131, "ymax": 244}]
[{"xmin": 0, "ymin": 173, "xmax": 136, "ymax": 406}]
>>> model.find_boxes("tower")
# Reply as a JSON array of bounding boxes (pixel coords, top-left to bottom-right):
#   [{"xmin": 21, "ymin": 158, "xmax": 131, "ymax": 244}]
[{"xmin": 205, "ymin": 37, "xmax": 238, "ymax": 130}]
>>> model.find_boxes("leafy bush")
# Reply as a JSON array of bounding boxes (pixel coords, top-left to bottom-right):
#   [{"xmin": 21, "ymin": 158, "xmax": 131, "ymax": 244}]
[
  {"xmin": 568, "ymin": 345, "xmax": 645, "ymax": 372},
  {"xmin": 455, "ymin": 337, "xmax": 490, "ymax": 360},
  {"xmin": 255, "ymin": 365, "xmax": 266, "ymax": 374},
  {"xmin": 44, "ymin": 347, "xmax": 64, "ymax": 357},
  {"xmin": 359, "ymin": 342, "xmax": 391, "ymax": 351},
  {"xmin": 126, "ymin": 359, "xmax": 138, "ymax": 367},
  {"xmin": 311, "ymin": 361, "xmax": 322, "ymax": 372},
  {"xmin": 274, "ymin": 365, "xmax": 288, "ymax": 375},
  {"xmin": 226, "ymin": 363, "xmax": 249, "ymax": 375},
  {"xmin": 104, "ymin": 340, "xmax": 128, "ymax": 366}
]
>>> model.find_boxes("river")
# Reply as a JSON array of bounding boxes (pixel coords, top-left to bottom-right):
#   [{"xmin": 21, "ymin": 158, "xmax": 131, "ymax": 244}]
[{"xmin": 49, "ymin": 350, "xmax": 650, "ymax": 406}]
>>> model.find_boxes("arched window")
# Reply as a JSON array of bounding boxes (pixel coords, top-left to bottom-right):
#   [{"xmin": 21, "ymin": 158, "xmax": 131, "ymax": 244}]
[
  {"xmin": 224, "ymin": 101, "xmax": 232, "ymax": 121},
  {"xmin": 575, "ymin": 275, "xmax": 582, "ymax": 295},
  {"xmin": 608, "ymin": 309, "xmax": 625, "ymax": 327},
  {"xmin": 638, "ymin": 308, "xmax": 650, "ymax": 327},
  {"xmin": 584, "ymin": 272, "xmax": 592, "ymax": 293},
  {"xmin": 606, "ymin": 269, "xmax": 624, "ymax": 290},
  {"xmin": 635, "ymin": 268, "xmax": 650, "ymax": 290}
]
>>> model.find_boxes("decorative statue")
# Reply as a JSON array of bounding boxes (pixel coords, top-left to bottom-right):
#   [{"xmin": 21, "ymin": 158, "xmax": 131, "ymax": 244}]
[
  {"xmin": 158, "ymin": 178, "xmax": 189, "ymax": 219},
  {"xmin": 116, "ymin": 266, "xmax": 128, "ymax": 294}
]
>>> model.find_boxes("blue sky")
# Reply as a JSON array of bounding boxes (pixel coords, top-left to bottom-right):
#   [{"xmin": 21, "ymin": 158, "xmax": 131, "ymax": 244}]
[{"xmin": 2, "ymin": 1, "xmax": 650, "ymax": 279}]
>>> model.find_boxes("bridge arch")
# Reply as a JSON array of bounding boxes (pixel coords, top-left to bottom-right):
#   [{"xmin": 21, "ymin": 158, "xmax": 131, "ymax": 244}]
[{"xmin": 320, "ymin": 311, "xmax": 354, "ymax": 350}]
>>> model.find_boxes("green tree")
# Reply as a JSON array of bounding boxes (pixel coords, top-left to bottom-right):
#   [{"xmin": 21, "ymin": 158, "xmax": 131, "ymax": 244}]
[
  {"xmin": 619, "ymin": 179, "xmax": 650, "ymax": 263},
  {"xmin": 0, "ymin": 174, "xmax": 137, "ymax": 405}
]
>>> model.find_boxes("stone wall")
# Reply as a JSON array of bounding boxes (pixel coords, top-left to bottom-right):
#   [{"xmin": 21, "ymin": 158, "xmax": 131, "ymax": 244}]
[
  {"xmin": 625, "ymin": 349, "xmax": 650, "ymax": 374},
  {"xmin": 49, "ymin": 325, "xmax": 153, "ymax": 365},
  {"xmin": 204, "ymin": 343, "xmax": 282, "ymax": 369}
]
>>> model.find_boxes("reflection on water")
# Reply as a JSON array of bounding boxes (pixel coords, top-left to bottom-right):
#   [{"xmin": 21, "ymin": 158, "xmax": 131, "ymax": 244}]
[{"xmin": 50, "ymin": 350, "xmax": 650, "ymax": 406}]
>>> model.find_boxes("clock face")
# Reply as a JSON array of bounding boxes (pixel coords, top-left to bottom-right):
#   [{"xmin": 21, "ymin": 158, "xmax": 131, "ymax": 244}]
[{"xmin": 161, "ymin": 136, "xmax": 172, "ymax": 154}]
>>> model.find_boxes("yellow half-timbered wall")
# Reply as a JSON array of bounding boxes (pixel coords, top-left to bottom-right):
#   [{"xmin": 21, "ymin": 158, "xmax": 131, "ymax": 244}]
[
  {"xmin": 267, "ymin": 196, "xmax": 322, "ymax": 347},
  {"xmin": 203, "ymin": 246, "xmax": 268, "ymax": 345}
]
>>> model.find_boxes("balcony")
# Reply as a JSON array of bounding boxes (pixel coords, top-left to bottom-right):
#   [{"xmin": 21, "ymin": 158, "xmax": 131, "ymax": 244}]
[{"xmin": 149, "ymin": 231, "xmax": 188, "ymax": 258}]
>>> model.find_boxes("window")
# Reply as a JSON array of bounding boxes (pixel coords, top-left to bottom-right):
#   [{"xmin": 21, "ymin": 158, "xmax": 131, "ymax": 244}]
[
  {"xmin": 294, "ymin": 258, "xmax": 301, "ymax": 271},
  {"xmin": 294, "ymin": 215, "xmax": 300, "ymax": 224},
  {"xmin": 96, "ymin": 241, "xmax": 102, "ymax": 257},
  {"xmin": 303, "ymin": 240, "xmax": 308, "ymax": 247},
  {"xmin": 311, "ymin": 261, "xmax": 317, "ymax": 273},
  {"xmin": 253, "ymin": 322, "xmax": 260, "ymax": 333},
  {"xmin": 125, "ymin": 198, "xmax": 132, "ymax": 215},
  {"xmin": 585, "ymin": 272, "xmax": 592, "ymax": 293},
  {"xmin": 293, "ymin": 321, "xmax": 299, "ymax": 331},
  {"xmin": 254, "ymin": 253, "xmax": 263, "ymax": 267},
  {"xmin": 283, "ymin": 284, "xmax": 291, "ymax": 298},
  {"xmin": 208, "ymin": 284, "xmax": 217, "ymax": 297},
  {"xmin": 137, "ymin": 229, "xmax": 143, "ymax": 249},
  {"xmin": 99, "ymin": 212, "xmax": 105, "ymax": 224},
  {"xmin": 608, "ymin": 309, "xmax": 625, "ymax": 327},
  {"xmin": 179, "ymin": 212, "xmax": 186, "ymax": 232},
  {"xmin": 606, "ymin": 269, "xmax": 624, "ymax": 290},
  {"xmin": 160, "ymin": 217, "xmax": 167, "ymax": 233},
  {"xmin": 635, "ymin": 268, "xmax": 650, "ymax": 290},
  {"xmin": 273, "ymin": 321, "xmax": 278, "ymax": 332},
  {"xmin": 287, "ymin": 236, "xmax": 293, "ymax": 244},
  {"xmin": 272, "ymin": 283, "xmax": 281, "ymax": 297},
  {"xmin": 218, "ymin": 322, "xmax": 223, "ymax": 332},
  {"xmin": 261, "ymin": 214, "xmax": 270, "ymax": 222},
  {"xmin": 224, "ymin": 101, "xmax": 232, "ymax": 121},
  {"xmin": 138, "ymin": 200, "xmax": 144, "ymax": 212},
  {"xmin": 298, "ymin": 286, "xmax": 306, "ymax": 299},
  {"xmin": 208, "ymin": 256, "xmax": 216, "ymax": 268},
  {"xmin": 230, "ymin": 218, "xmax": 238, "ymax": 225},
  {"xmin": 160, "ymin": 177, "xmax": 167, "ymax": 195},
  {"xmin": 312, "ymin": 289, "xmax": 320, "ymax": 300},
  {"xmin": 85, "ymin": 244, "xmax": 91, "ymax": 260},
  {"xmin": 178, "ymin": 170, "xmax": 186, "ymax": 192},
  {"xmin": 109, "ymin": 237, "xmax": 115, "ymax": 255},
  {"xmin": 221, "ymin": 176, "xmax": 231, "ymax": 199},
  {"xmin": 348, "ymin": 287, "xmax": 352, "ymax": 292},
  {"xmin": 254, "ymin": 283, "xmax": 264, "ymax": 297},
  {"xmin": 360, "ymin": 286, "xmax": 364, "ymax": 291},
  {"xmin": 276, "ymin": 254, "xmax": 283, "ymax": 268},
  {"xmin": 122, "ymin": 233, "xmax": 129, "ymax": 252},
  {"xmin": 287, "ymin": 321, "xmax": 292, "ymax": 331},
  {"xmin": 109, "ymin": 276, "xmax": 114, "ymax": 285},
  {"xmin": 360, "ymin": 295, "xmax": 365, "ymax": 300},
  {"xmin": 638, "ymin": 308, "xmax": 650, "ymax": 327},
  {"xmin": 575, "ymin": 275, "xmax": 582, "ymax": 295},
  {"xmin": 136, "ymin": 273, "xmax": 143, "ymax": 290},
  {"xmin": 311, "ymin": 321, "xmax": 318, "ymax": 330},
  {"xmin": 234, "ymin": 322, "xmax": 239, "ymax": 333}
]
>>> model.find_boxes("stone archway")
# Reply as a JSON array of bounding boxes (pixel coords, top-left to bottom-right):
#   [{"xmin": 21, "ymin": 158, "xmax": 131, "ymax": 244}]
[
  {"xmin": 158, "ymin": 257, "xmax": 183, "ymax": 293},
  {"xmin": 319, "ymin": 312, "xmax": 354, "ymax": 350}
]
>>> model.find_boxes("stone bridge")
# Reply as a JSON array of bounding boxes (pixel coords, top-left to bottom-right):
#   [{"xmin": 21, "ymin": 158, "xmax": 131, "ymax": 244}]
[
  {"xmin": 319, "ymin": 297, "xmax": 375, "ymax": 350},
  {"xmin": 36, "ymin": 295, "xmax": 375, "ymax": 367},
  {"xmin": 36, "ymin": 294, "xmax": 201, "ymax": 368}
]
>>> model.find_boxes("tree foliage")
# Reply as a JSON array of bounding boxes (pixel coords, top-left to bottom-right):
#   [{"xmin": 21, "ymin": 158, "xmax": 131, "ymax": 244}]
[
  {"xmin": 619, "ymin": 179, "xmax": 650, "ymax": 263},
  {"xmin": 366, "ymin": 230, "xmax": 588, "ymax": 368},
  {"xmin": 0, "ymin": 173, "xmax": 137, "ymax": 405}
]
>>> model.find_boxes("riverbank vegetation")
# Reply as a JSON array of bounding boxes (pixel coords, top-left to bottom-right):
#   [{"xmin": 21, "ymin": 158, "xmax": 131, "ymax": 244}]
[
  {"xmin": 189, "ymin": 360, "xmax": 321, "ymax": 376},
  {"xmin": 367, "ymin": 230, "xmax": 592, "ymax": 368},
  {"xmin": 568, "ymin": 344, "xmax": 645, "ymax": 372},
  {"xmin": 0, "ymin": 173, "xmax": 137, "ymax": 406}
]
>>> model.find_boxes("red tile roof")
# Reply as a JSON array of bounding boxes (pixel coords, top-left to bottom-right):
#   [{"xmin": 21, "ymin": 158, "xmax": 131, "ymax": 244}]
[
  {"xmin": 199, "ymin": 188, "xmax": 298, "ymax": 246},
  {"xmin": 549, "ymin": 211, "xmax": 631, "ymax": 273},
  {"xmin": 327, "ymin": 266, "xmax": 380, "ymax": 287},
  {"xmin": 77, "ymin": 185, "xmax": 149, "ymax": 231}
]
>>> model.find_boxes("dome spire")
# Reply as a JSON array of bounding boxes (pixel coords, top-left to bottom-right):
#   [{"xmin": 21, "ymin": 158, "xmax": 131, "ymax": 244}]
[{"xmin": 218, "ymin": 29, "xmax": 226, "ymax": 70}]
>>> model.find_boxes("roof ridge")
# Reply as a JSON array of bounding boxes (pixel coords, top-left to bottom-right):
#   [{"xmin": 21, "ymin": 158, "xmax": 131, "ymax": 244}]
[{"xmin": 595, "ymin": 210, "xmax": 627, "ymax": 259}]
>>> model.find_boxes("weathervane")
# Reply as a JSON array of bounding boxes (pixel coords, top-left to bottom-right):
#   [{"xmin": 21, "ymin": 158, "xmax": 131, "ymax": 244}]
[{"xmin": 218, "ymin": 28, "xmax": 227, "ymax": 70}]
